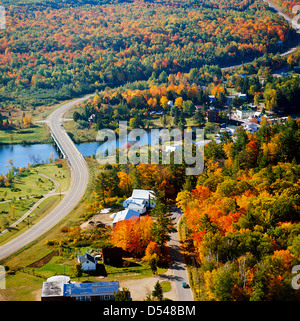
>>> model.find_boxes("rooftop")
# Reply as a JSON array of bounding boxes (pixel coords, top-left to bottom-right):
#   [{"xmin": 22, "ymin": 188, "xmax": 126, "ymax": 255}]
[
  {"xmin": 78, "ymin": 253, "xmax": 96, "ymax": 264},
  {"xmin": 131, "ymin": 189, "xmax": 155, "ymax": 200},
  {"xmin": 112, "ymin": 208, "xmax": 140, "ymax": 225},
  {"xmin": 41, "ymin": 281, "xmax": 64, "ymax": 298},
  {"xmin": 64, "ymin": 281, "xmax": 119, "ymax": 297}
]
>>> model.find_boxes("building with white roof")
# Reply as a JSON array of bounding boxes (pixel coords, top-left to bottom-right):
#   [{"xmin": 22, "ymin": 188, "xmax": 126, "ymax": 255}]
[
  {"xmin": 112, "ymin": 208, "xmax": 140, "ymax": 227},
  {"xmin": 123, "ymin": 189, "xmax": 156, "ymax": 209}
]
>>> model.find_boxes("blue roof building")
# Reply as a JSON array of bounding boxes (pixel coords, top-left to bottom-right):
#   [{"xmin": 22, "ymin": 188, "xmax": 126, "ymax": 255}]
[
  {"xmin": 64, "ymin": 281, "xmax": 119, "ymax": 301},
  {"xmin": 41, "ymin": 280, "xmax": 119, "ymax": 301}
]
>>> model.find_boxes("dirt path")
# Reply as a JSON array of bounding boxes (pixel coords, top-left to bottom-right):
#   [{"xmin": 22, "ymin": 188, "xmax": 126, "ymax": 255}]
[{"xmin": 119, "ymin": 269, "xmax": 177, "ymax": 301}]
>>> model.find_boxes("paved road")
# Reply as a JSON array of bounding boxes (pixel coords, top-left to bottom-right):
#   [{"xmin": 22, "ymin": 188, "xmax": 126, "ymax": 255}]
[
  {"xmin": 169, "ymin": 207, "xmax": 194, "ymax": 301},
  {"xmin": 0, "ymin": 94, "xmax": 93, "ymax": 262}
]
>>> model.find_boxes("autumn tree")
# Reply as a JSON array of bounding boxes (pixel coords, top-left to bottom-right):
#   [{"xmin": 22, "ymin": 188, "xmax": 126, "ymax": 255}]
[
  {"xmin": 174, "ymin": 97, "xmax": 183, "ymax": 110},
  {"xmin": 22, "ymin": 115, "xmax": 32, "ymax": 127},
  {"xmin": 111, "ymin": 216, "xmax": 153, "ymax": 256},
  {"xmin": 160, "ymin": 96, "xmax": 169, "ymax": 110}
]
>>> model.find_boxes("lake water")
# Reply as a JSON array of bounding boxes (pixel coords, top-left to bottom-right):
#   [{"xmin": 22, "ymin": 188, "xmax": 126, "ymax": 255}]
[
  {"xmin": 0, "ymin": 142, "xmax": 110, "ymax": 174},
  {"xmin": 0, "ymin": 131, "xmax": 155, "ymax": 173},
  {"xmin": 0, "ymin": 129, "xmax": 204, "ymax": 174}
]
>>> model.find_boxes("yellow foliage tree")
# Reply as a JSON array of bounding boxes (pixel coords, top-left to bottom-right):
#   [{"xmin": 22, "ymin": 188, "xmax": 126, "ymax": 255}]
[{"xmin": 160, "ymin": 96, "xmax": 169, "ymax": 110}]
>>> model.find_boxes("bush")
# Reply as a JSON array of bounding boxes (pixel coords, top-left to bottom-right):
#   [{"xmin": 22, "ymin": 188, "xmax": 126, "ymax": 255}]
[{"xmin": 45, "ymin": 239, "xmax": 57, "ymax": 246}]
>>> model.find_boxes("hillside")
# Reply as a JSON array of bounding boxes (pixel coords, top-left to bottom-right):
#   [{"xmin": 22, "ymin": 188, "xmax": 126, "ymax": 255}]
[{"xmin": 0, "ymin": 0, "xmax": 294, "ymax": 110}]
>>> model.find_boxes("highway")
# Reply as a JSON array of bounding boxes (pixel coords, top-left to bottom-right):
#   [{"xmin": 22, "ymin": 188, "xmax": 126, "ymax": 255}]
[{"xmin": 0, "ymin": 95, "xmax": 93, "ymax": 262}]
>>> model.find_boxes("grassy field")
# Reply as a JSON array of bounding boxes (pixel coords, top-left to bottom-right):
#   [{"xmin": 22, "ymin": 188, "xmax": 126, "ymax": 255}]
[
  {"xmin": 63, "ymin": 120, "xmax": 98, "ymax": 143},
  {"xmin": 0, "ymin": 125, "xmax": 52, "ymax": 145},
  {"xmin": 0, "ymin": 195, "xmax": 62, "ymax": 246},
  {"xmin": 0, "ymin": 161, "xmax": 70, "ymax": 201},
  {"xmin": 0, "ymin": 161, "xmax": 70, "ymax": 240}
]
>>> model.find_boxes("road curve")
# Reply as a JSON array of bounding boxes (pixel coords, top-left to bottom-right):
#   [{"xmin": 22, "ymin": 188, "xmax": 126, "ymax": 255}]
[{"xmin": 0, "ymin": 94, "xmax": 93, "ymax": 262}]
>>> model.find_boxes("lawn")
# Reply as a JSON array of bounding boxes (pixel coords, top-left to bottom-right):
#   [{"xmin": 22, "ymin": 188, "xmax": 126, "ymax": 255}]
[
  {"xmin": 0, "ymin": 270, "xmax": 44, "ymax": 301},
  {"xmin": 104, "ymin": 259, "xmax": 167, "ymax": 280},
  {"xmin": 0, "ymin": 195, "xmax": 62, "ymax": 245},
  {"xmin": 35, "ymin": 162, "xmax": 70, "ymax": 193},
  {"xmin": 0, "ymin": 198, "xmax": 38, "ymax": 233}
]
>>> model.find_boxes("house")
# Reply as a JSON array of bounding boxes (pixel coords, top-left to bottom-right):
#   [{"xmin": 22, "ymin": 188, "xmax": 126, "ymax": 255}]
[
  {"xmin": 88, "ymin": 114, "xmax": 96, "ymax": 123},
  {"xmin": 243, "ymin": 122, "xmax": 260, "ymax": 133},
  {"xmin": 128, "ymin": 201, "xmax": 146, "ymax": 214},
  {"xmin": 112, "ymin": 208, "xmax": 140, "ymax": 227},
  {"xmin": 208, "ymin": 95, "xmax": 216, "ymax": 104},
  {"xmin": 168, "ymin": 100, "xmax": 174, "ymax": 107},
  {"xmin": 234, "ymin": 109, "xmax": 255, "ymax": 120},
  {"xmin": 41, "ymin": 279, "xmax": 120, "ymax": 301},
  {"xmin": 238, "ymin": 93, "xmax": 247, "ymax": 101},
  {"xmin": 78, "ymin": 253, "xmax": 97, "ymax": 271},
  {"xmin": 123, "ymin": 189, "xmax": 156, "ymax": 209}
]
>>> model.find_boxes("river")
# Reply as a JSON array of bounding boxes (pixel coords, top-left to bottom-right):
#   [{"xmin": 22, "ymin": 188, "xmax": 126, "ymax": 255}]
[
  {"xmin": 0, "ymin": 142, "xmax": 100, "ymax": 174},
  {"xmin": 0, "ymin": 131, "xmax": 154, "ymax": 173}
]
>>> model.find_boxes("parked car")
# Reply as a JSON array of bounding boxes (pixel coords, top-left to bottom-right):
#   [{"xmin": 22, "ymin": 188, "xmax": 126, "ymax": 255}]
[{"xmin": 182, "ymin": 282, "xmax": 189, "ymax": 288}]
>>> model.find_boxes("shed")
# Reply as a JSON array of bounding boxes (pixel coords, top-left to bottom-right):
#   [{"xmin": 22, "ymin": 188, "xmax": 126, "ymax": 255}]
[{"xmin": 102, "ymin": 247, "xmax": 123, "ymax": 266}]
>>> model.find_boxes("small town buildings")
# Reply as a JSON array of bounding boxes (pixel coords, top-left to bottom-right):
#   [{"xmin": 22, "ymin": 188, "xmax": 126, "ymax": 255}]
[
  {"xmin": 41, "ymin": 278, "xmax": 119, "ymax": 301},
  {"xmin": 243, "ymin": 122, "xmax": 260, "ymax": 133},
  {"xmin": 112, "ymin": 208, "xmax": 140, "ymax": 227},
  {"xmin": 234, "ymin": 109, "xmax": 255, "ymax": 120},
  {"xmin": 78, "ymin": 253, "xmax": 97, "ymax": 271}
]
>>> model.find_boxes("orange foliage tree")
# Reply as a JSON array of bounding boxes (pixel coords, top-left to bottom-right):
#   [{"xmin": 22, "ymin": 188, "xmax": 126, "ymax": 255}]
[{"xmin": 111, "ymin": 215, "xmax": 153, "ymax": 256}]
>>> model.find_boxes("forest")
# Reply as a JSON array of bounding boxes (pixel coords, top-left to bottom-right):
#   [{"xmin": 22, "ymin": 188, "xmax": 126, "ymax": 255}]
[
  {"xmin": 176, "ymin": 118, "xmax": 300, "ymax": 300},
  {"xmin": 0, "ymin": 0, "xmax": 295, "ymax": 110},
  {"xmin": 68, "ymin": 48, "xmax": 300, "ymax": 136}
]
